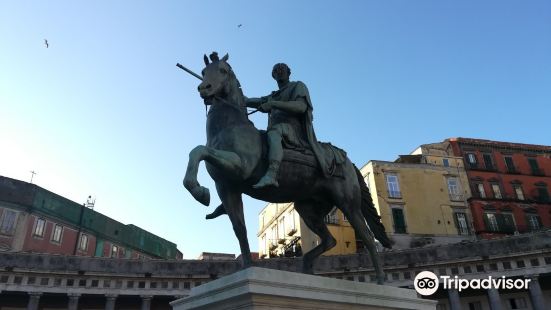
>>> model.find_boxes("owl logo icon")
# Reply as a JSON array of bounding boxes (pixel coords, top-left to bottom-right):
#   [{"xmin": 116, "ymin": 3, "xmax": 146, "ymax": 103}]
[{"xmin": 414, "ymin": 271, "xmax": 439, "ymax": 296}]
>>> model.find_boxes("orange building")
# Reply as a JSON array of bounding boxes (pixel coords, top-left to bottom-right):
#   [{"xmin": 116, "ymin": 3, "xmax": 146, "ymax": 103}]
[{"xmin": 425, "ymin": 138, "xmax": 551, "ymax": 239}]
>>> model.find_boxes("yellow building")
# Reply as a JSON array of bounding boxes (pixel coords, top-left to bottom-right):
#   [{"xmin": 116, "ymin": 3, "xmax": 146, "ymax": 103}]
[
  {"xmin": 257, "ymin": 202, "xmax": 358, "ymax": 258},
  {"xmin": 360, "ymin": 144, "xmax": 474, "ymax": 249}
]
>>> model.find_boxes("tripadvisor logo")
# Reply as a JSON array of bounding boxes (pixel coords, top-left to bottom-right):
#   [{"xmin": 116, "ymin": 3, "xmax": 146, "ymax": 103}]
[
  {"xmin": 414, "ymin": 271, "xmax": 439, "ymax": 296},
  {"xmin": 414, "ymin": 271, "xmax": 532, "ymax": 296}
]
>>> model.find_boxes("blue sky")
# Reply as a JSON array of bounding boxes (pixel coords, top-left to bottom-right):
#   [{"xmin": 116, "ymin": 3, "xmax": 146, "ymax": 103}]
[{"xmin": 1, "ymin": 1, "xmax": 550, "ymax": 258}]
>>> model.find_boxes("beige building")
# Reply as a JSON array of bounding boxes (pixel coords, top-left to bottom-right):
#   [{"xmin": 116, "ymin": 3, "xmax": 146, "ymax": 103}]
[
  {"xmin": 360, "ymin": 144, "xmax": 475, "ymax": 249},
  {"xmin": 257, "ymin": 202, "xmax": 358, "ymax": 258}
]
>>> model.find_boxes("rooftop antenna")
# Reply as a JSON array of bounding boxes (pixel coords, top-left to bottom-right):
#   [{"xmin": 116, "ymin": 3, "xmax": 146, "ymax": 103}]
[
  {"xmin": 85, "ymin": 195, "xmax": 96, "ymax": 209},
  {"xmin": 30, "ymin": 171, "xmax": 37, "ymax": 184}
]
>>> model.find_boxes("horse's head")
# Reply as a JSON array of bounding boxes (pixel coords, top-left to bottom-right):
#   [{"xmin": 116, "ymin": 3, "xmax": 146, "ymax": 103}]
[{"xmin": 198, "ymin": 52, "xmax": 237, "ymax": 101}]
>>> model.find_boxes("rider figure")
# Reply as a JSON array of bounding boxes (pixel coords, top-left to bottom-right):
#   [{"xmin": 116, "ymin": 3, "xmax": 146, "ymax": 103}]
[{"xmin": 246, "ymin": 63, "xmax": 330, "ymax": 189}]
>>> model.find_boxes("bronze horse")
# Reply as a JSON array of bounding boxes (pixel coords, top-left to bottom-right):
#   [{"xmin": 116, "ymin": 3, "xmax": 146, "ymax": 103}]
[{"xmin": 183, "ymin": 53, "xmax": 391, "ymax": 283}]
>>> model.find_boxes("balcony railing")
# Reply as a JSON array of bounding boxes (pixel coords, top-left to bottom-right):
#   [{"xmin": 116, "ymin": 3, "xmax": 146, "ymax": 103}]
[
  {"xmin": 287, "ymin": 228, "xmax": 297, "ymax": 236},
  {"xmin": 449, "ymin": 193, "xmax": 464, "ymax": 201}
]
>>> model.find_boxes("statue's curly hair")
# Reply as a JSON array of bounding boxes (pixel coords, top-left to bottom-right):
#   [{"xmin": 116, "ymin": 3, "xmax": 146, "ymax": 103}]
[{"xmin": 272, "ymin": 63, "xmax": 291, "ymax": 79}]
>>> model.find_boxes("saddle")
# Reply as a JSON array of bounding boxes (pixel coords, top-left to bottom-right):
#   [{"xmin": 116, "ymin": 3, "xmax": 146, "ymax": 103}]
[{"xmin": 260, "ymin": 131, "xmax": 347, "ymax": 178}]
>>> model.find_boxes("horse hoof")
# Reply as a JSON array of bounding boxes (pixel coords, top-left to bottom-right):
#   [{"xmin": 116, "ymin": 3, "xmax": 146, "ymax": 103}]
[
  {"xmin": 197, "ymin": 187, "xmax": 210, "ymax": 206},
  {"xmin": 190, "ymin": 186, "xmax": 210, "ymax": 206}
]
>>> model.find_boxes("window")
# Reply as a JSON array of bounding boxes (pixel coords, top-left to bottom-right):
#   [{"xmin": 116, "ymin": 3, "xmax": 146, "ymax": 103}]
[
  {"xmin": 491, "ymin": 183, "xmax": 502, "ymax": 199},
  {"xmin": 278, "ymin": 217, "xmax": 285, "ymax": 239},
  {"xmin": 509, "ymin": 297, "xmax": 527, "ymax": 309},
  {"xmin": 536, "ymin": 185, "xmax": 550, "ymax": 203},
  {"xmin": 33, "ymin": 218, "xmax": 46, "ymax": 237},
  {"xmin": 78, "ymin": 234, "xmax": 88, "ymax": 251},
  {"xmin": 260, "ymin": 234, "xmax": 266, "ymax": 256},
  {"xmin": 468, "ymin": 301, "xmax": 482, "ymax": 310},
  {"xmin": 270, "ymin": 225, "xmax": 278, "ymax": 247},
  {"xmin": 51, "ymin": 224, "xmax": 63, "ymax": 243},
  {"xmin": 504, "ymin": 156, "xmax": 516, "ymax": 173},
  {"xmin": 385, "ymin": 174, "xmax": 401, "ymax": 198},
  {"xmin": 287, "ymin": 210, "xmax": 296, "ymax": 233},
  {"xmin": 442, "ymin": 158, "xmax": 449, "ymax": 167},
  {"xmin": 0, "ymin": 209, "xmax": 17, "ymax": 235},
  {"xmin": 528, "ymin": 158, "xmax": 542, "ymax": 175},
  {"xmin": 513, "ymin": 184, "xmax": 525, "ymax": 200},
  {"xmin": 475, "ymin": 183, "xmax": 486, "ymax": 198},
  {"xmin": 516, "ymin": 260, "xmax": 525, "ymax": 268},
  {"xmin": 483, "ymin": 153, "xmax": 494, "ymax": 170},
  {"xmin": 454, "ymin": 212, "xmax": 470, "ymax": 235},
  {"xmin": 499, "ymin": 213, "xmax": 516, "ymax": 233},
  {"xmin": 526, "ymin": 214, "xmax": 542, "ymax": 231},
  {"xmin": 447, "ymin": 177, "xmax": 463, "ymax": 201},
  {"xmin": 466, "ymin": 153, "xmax": 477, "ymax": 168},
  {"xmin": 260, "ymin": 212, "xmax": 265, "ymax": 228},
  {"xmin": 111, "ymin": 245, "xmax": 119, "ymax": 258},
  {"xmin": 324, "ymin": 207, "xmax": 339, "ymax": 224},
  {"xmin": 484, "ymin": 213, "xmax": 498, "ymax": 232},
  {"xmin": 391, "ymin": 207, "xmax": 407, "ymax": 234}
]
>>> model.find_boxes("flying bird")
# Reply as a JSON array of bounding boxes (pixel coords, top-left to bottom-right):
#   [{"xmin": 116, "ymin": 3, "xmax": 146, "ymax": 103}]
[
  {"xmin": 237, "ymin": 24, "xmax": 242, "ymax": 28},
  {"xmin": 44, "ymin": 39, "xmax": 49, "ymax": 48}
]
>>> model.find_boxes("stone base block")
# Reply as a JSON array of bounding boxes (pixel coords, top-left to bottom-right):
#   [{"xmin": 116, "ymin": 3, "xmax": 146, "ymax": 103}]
[{"xmin": 171, "ymin": 267, "xmax": 436, "ymax": 310}]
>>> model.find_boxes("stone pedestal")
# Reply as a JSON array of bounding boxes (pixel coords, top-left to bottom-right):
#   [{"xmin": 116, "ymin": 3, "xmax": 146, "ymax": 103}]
[{"xmin": 171, "ymin": 267, "xmax": 436, "ymax": 310}]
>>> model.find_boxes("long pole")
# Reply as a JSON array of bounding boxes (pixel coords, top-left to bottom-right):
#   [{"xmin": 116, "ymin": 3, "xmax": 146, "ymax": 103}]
[{"xmin": 176, "ymin": 63, "xmax": 202, "ymax": 80}]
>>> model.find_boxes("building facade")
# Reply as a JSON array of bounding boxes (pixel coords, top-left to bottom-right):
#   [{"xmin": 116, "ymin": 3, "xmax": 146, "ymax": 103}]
[
  {"xmin": 2, "ymin": 230, "xmax": 551, "ymax": 309},
  {"xmin": 0, "ymin": 176, "xmax": 182, "ymax": 260},
  {"xmin": 360, "ymin": 151, "xmax": 474, "ymax": 249},
  {"xmin": 424, "ymin": 138, "xmax": 551, "ymax": 239},
  {"xmin": 257, "ymin": 202, "xmax": 357, "ymax": 258}
]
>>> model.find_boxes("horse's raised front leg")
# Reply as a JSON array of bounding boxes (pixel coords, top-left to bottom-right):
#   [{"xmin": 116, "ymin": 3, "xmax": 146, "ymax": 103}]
[{"xmin": 183, "ymin": 145, "xmax": 242, "ymax": 206}]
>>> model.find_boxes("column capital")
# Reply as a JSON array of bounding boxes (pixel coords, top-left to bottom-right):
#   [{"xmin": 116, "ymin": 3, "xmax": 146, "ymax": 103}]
[
  {"xmin": 105, "ymin": 294, "xmax": 118, "ymax": 299},
  {"xmin": 140, "ymin": 295, "xmax": 153, "ymax": 299},
  {"xmin": 68, "ymin": 293, "xmax": 81, "ymax": 298},
  {"xmin": 28, "ymin": 292, "xmax": 43, "ymax": 297}
]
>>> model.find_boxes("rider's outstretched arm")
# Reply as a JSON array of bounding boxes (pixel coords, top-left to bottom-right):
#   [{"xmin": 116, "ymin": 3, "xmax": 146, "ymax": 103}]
[{"xmin": 244, "ymin": 96, "xmax": 265, "ymax": 109}]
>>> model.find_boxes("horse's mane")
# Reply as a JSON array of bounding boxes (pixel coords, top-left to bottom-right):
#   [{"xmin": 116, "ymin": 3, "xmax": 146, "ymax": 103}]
[{"xmin": 226, "ymin": 65, "xmax": 247, "ymax": 116}]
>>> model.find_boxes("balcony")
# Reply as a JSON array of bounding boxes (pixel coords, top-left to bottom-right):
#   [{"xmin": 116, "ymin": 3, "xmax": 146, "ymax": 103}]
[
  {"xmin": 287, "ymin": 228, "xmax": 297, "ymax": 236},
  {"xmin": 449, "ymin": 193, "xmax": 464, "ymax": 202}
]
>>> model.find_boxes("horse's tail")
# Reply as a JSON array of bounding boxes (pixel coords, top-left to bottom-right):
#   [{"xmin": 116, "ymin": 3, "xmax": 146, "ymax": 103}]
[{"xmin": 354, "ymin": 165, "xmax": 392, "ymax": 249}]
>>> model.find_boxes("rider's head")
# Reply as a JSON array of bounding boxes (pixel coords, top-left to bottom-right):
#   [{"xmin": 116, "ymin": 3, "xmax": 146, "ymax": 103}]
[{"xmin": 272, "ymin": 63, "xmax": 291, "ymax": 82}]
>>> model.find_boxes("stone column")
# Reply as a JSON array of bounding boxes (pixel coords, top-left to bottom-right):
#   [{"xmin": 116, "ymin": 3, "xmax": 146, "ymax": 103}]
[
  {"xmin": 105, "ymin": 294, "xmax": 117, "ymax": 310},
  {"xmin": 527, "ymin": 275, "xmax": 546, "ymax": 310},
  {"xmin": 141, "ymin": 295, "xmax": 153, "ymax": 310},
  {"xmin": 487, "ymin": 288, "xmax": 503, "ymax": 310},
  {"xmin": 27, "ymin": 292, "xmax": 42, "ymax": 310},
  {"xmin": 68, "ymin": 293, "xmax": 81, "ymax": 310},
  {"xmin": 447, "ymin": 289, "xmax": 461, "ymax": 310}
]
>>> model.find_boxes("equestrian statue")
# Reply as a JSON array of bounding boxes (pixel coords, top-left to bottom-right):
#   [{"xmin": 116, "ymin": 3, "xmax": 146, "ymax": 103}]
[{"xmin": 180, "ymin": 52, "xmax": 391, "ymax": 284}]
